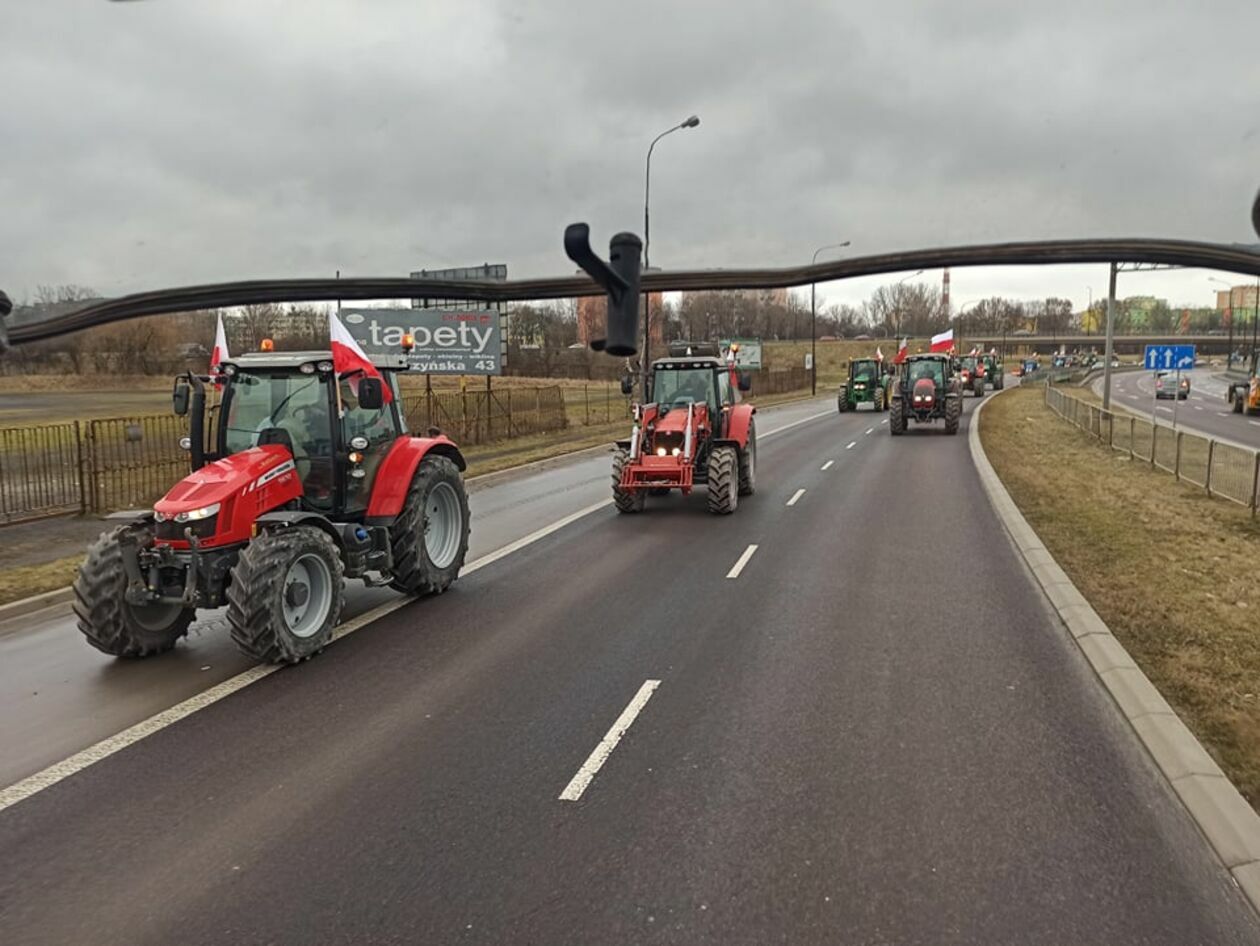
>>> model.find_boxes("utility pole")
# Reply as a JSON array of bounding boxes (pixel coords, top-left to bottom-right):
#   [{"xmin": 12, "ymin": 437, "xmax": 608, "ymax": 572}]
[
  {"xmin": 1102, "ymin": 262, "xmax": 1117, "ymax": 411},
  {"xmin": 810, "ymin": 241, "xmax": 851, "ymax": 396}
]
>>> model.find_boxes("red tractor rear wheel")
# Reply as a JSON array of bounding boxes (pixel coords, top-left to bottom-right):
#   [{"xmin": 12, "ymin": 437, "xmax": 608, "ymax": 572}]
[
  {"xmin": 389, "ymin": 455, "xmax": 471, "ymax": 595},
  {"xmin": 738, "ymin": 420, "xmax": 757, "ymax": 497}
]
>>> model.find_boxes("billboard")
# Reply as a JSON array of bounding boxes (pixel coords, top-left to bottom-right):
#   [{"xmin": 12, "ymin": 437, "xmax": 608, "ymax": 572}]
[
  {"xmin": 341, "ymin": 308, "xmax": 502, "ymax": 375},
  {"xmin": 720, "ymin": 337, "xmax": 763, "ymax": 369}
]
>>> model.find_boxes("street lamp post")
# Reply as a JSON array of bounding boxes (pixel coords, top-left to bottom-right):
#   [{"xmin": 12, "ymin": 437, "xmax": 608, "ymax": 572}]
[
  {"xmin": 1086, "ymin": 286, "xmax": 1093, "ymax": 337},
  {"xmin": 810, "ymin": 240, "xmax": 851, "ymax": 395},
  {"xmin": 641, "ymin": 114, "xmax": 700, "ymax": 397}
]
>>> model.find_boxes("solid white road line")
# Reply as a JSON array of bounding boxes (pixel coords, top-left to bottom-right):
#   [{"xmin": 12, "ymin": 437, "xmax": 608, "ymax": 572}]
[
  {"xmin": 821, "ymin": 460, "xmax": 835, "ymax": 471},
  {"xmin": 558, "ymin": 679, "xmax": 660, "ymax": 802},
  {"xmin": 726, "ymin": 544, "xmax": 759, "ymax": 579},
  {"xmin": 0, "ymin": 408, "xmax": 845, "ymax": 814},
  {"xmin": 786, "ymin": 488, "xmax": 806, "ymax": 507},
  {"xmin": 846, "ymin": 441, "xmax": 856, "ymax": 449}
]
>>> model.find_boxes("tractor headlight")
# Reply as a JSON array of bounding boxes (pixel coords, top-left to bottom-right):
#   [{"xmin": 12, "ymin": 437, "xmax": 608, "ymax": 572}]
[
  {"xmin": 671, "ymin": 447, "xmax": 681, "ymax": 456},
  {"xmin": 178, "ymin": 436, "xmax": 192, "ymax": 451},
  {"xmin": 914, "ymin": 395, "xmax": 923, "ymax": 403},
  {"xmin": 174, "ymin": 502, "xmax": 221, "ymax": 523},
  {"xmin": 656, "ymin": 447, "xmax": 667, "ymax": 456},
  {"xmin": 153, "ymin": 510, "xmax": 168, "ymax": 522},
  {"xmin": 854, "ymin": 383, "xmax": 865, "ymax": 389}
]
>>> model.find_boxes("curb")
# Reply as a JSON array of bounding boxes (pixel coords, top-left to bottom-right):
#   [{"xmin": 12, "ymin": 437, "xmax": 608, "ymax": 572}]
[
  {"xmin": 0, "ymin": 586, "xmax": 76, "ymax": 633},
  {"xmin": 970, "ymin": 389, "xmax": 1260, "ymax": 916}
]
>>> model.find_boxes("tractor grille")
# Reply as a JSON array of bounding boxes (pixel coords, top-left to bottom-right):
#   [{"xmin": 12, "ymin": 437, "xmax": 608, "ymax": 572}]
[{"xmin": 155, "ymin": 515, "xmax": 218, "ymax": 542}]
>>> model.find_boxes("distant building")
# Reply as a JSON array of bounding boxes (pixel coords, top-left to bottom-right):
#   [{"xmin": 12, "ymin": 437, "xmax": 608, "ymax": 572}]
[{"xmin": 1217, "ymin": 286, "xmax": 1260, "ymax": 329}]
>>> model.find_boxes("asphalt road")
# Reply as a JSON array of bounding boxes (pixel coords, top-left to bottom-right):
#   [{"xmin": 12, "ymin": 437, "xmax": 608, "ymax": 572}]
[
  {"xmin": 1, "ymin": 391, "xmax": 1257, "ymax": 945},
  {"xmin": 1100, "ymin": 368, "xmax": 1260, "ymax": 449}
]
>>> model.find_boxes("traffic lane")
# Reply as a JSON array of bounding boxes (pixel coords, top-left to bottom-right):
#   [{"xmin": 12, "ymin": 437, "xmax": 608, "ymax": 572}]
[
  {"xmin": 570, "ymin": 408, "xmax": 1258, "ymax": 945},
  {"xmin": 0, "ymin": 399, "xmax": 852, "ymax": 945},
  {"xmin": 1103, "ymin": 368, "xmax": 1258, "ymax": 449},
  {"xmin": 0, "ymin": 397, "xmax": 831, "ymax": 789},
  {"xmin": 6, "ymin": 403, "xmax": 1256, "ymax": 946}
]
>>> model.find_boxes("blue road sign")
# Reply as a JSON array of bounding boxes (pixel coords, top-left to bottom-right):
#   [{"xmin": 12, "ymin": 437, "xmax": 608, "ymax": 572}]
[{"xmin": 1144, "ymin": 344, "xmax": 1196, "ymax": 371}]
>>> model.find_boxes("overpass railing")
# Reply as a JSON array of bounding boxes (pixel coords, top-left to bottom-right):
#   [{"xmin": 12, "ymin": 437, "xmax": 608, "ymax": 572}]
[{"xmin": 1044, "ymin": 385, "xmax": 1260, "ymax": 514}]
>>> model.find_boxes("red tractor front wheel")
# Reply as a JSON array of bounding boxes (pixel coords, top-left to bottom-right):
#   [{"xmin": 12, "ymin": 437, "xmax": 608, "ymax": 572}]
[
  {"xmin": 74, "ymin": 525, "xmax": 195, "ymax": 658},
  {"xmin": 611, "ymin": 447, "xmax": 646, "ymax": 514}
]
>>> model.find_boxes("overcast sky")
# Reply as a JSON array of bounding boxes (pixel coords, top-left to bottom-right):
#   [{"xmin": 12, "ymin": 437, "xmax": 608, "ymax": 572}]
[{"xmin": 2, "ymin": 0, "xmax": 1257, "ymax": 314}]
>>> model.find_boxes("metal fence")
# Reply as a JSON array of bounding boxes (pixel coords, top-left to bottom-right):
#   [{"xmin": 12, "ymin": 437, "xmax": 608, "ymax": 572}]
[
  {"xmin": 1045, "ymin": 385, "xmax": 1260, "ymax": 512},
  {"xmin": 0, "ymin": 422, "xmax": 84, "ymax": 522},
  {"xmin": 0, "ymin": 386, "xmax": 568, "ymax": 524},
  {"xmin": 398, "ymin": 386, "xmax": 567, "ymax": 446}
]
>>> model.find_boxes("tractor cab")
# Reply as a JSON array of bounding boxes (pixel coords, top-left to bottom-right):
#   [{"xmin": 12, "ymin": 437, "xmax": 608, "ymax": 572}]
[
  {"xmin": 977, "ymin": 353, "xmax": 1004, "ymax": 390},
  {"xmin": 214, "ymin": 351, "xmax": 406, "ymax": 514}
]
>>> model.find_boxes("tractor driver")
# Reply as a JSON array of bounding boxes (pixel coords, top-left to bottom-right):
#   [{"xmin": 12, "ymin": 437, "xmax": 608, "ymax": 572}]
[{"xmin": 674, "ymin": 371, "xmax": 713, "ymax": 407}]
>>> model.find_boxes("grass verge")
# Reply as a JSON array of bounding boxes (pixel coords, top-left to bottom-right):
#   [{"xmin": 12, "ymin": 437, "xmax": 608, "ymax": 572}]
[
  {"xmin": 981, "ymin": 385, "xmax": 1260, "ymax": 809},
  {"xmin": 0, "ymin": 556, "xmax": 80, "ymax": 608}
]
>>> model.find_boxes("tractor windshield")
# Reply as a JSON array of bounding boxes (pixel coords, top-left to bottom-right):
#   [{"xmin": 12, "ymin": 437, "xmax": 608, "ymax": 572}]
[
  {"xmin": 654, "ymin": 368, "xmax": 717, "ymax": 411},
  {"xmin": 222, "ymin": 370, "xmax": 335, "ymax": 507},
  {"xmin": 852, "ymin": 361, "xmax": 879, "ymax": 382},
  {"xmin": 907, "ymin": 360, "xmax": 945, "ymax": 386}
]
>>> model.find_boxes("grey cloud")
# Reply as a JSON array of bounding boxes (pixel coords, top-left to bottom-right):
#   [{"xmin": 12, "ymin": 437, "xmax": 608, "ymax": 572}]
[{"xmin": 1, "ymin": 0, "xmax": 1257, "ymax": 312}]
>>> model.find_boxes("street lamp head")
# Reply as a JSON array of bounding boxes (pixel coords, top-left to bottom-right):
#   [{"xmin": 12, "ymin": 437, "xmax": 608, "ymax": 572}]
[{"xmin": 682, "ymin": 115, "xmax": 700, "ymax": 128}]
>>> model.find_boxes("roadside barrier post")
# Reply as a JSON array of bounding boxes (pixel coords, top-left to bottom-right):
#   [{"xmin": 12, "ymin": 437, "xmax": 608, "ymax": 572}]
[
  {"xmin": 1175, "ymin": 430, "xmax": 1182, "ymax": 480},
  {"xmin": 1129, "ymin": 416, "xmax": 1135, "ymax": 460},
  {"xmin": 1206, "ymin": 440, "xmax": 1215, "ymax": 496},
  {"xmin": 1252, "ymin": 451, "xmax": 1260, "ymax": 518}
]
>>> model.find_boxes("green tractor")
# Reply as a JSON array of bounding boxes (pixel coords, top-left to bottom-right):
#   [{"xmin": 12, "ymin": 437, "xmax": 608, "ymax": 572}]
[{"xmin": 837, "ymin": 358, "xmax": 888, "ymax": 413}]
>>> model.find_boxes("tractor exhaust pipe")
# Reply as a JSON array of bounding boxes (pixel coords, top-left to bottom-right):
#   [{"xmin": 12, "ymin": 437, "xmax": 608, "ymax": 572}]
[
  {"xmin": 683, "ymin": 403, "xmax": 694, "ymax": 460},
  {"xmin": 187, "ymin": 373, "xmax": 207, "ymax": 471}
]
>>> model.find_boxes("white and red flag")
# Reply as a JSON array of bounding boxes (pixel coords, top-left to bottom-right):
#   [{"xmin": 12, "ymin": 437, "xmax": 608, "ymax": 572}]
[
  {"xmin": 875, "ymin": 345, "xmax": 884, "ymax": 362},
  {"xmin": 210, "ymin": 313, "xmax": 230, "ymax": 385},
  {"xmin": 930, "ymin": 328, "xmax": 954, "ymax": 353},
  {"xmin": 329, "ymin": 311, "xmax": 393, "ymax": 404},
  {"xmin": 892, "ymin": 337, "xmax": 909, "ymax": 365}
]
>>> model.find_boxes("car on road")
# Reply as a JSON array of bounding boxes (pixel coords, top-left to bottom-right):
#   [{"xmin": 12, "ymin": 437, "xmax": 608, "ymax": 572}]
[{"xmin": 1154, "ymin": 371, "xmax": 1189, "ymax": 400}]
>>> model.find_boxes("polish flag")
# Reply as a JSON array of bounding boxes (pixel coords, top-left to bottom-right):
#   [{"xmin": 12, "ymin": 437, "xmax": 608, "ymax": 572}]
[
  {"xmin": 892, "ymin": 337, "xmax": 909, "ymax": 365},
  {"xmin": 330, "ymin": 311, "xmax": 393, "ymax": 404},
  {"xmin": 210, "ymin": 313, "xmax": 230, "ymax": 385},
  {"xmin": 930, "ymin": 328, "xmax": 954, "ymax": 353}
]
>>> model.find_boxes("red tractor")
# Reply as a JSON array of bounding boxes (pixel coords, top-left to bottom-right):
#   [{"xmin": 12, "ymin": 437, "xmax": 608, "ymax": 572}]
[
  {"xmin": 73, "ymin": 348, "xmax": 470, "ymax": 664},
  {"xmin": 611, "ymin": 343, "xmax": 756, "ymax": 514}
]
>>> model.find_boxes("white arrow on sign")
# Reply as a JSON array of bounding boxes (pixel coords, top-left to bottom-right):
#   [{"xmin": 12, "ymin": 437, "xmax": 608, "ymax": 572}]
[{"xmin": 1163, "ymin": 349, "xmax": 1173, "ymax": 368}]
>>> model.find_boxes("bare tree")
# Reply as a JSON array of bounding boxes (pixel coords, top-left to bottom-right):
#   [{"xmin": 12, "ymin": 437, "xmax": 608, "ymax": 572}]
[{"xmin": 235, "ymin": 303, "xmax": 282, "ymax": 350}]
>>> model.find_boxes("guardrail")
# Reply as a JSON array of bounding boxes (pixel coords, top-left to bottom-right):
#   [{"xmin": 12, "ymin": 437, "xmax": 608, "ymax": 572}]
[{"xmin": 1045, "ymin": 386, "xmax": 1260, "ymax": 513}]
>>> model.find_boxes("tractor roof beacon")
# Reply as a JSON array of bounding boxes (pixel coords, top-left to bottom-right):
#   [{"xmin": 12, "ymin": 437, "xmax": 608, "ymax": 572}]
[
  {"xmin": 73, "ymin": 347, "xmax": 471, "ymax": 664},
  {"xmin": 888, "ymin": 353, "xmax": 963, "ymax": 436},
  {"xmin": 610, "ymin": 347, "xmax": 757, "ymax": 515}
]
